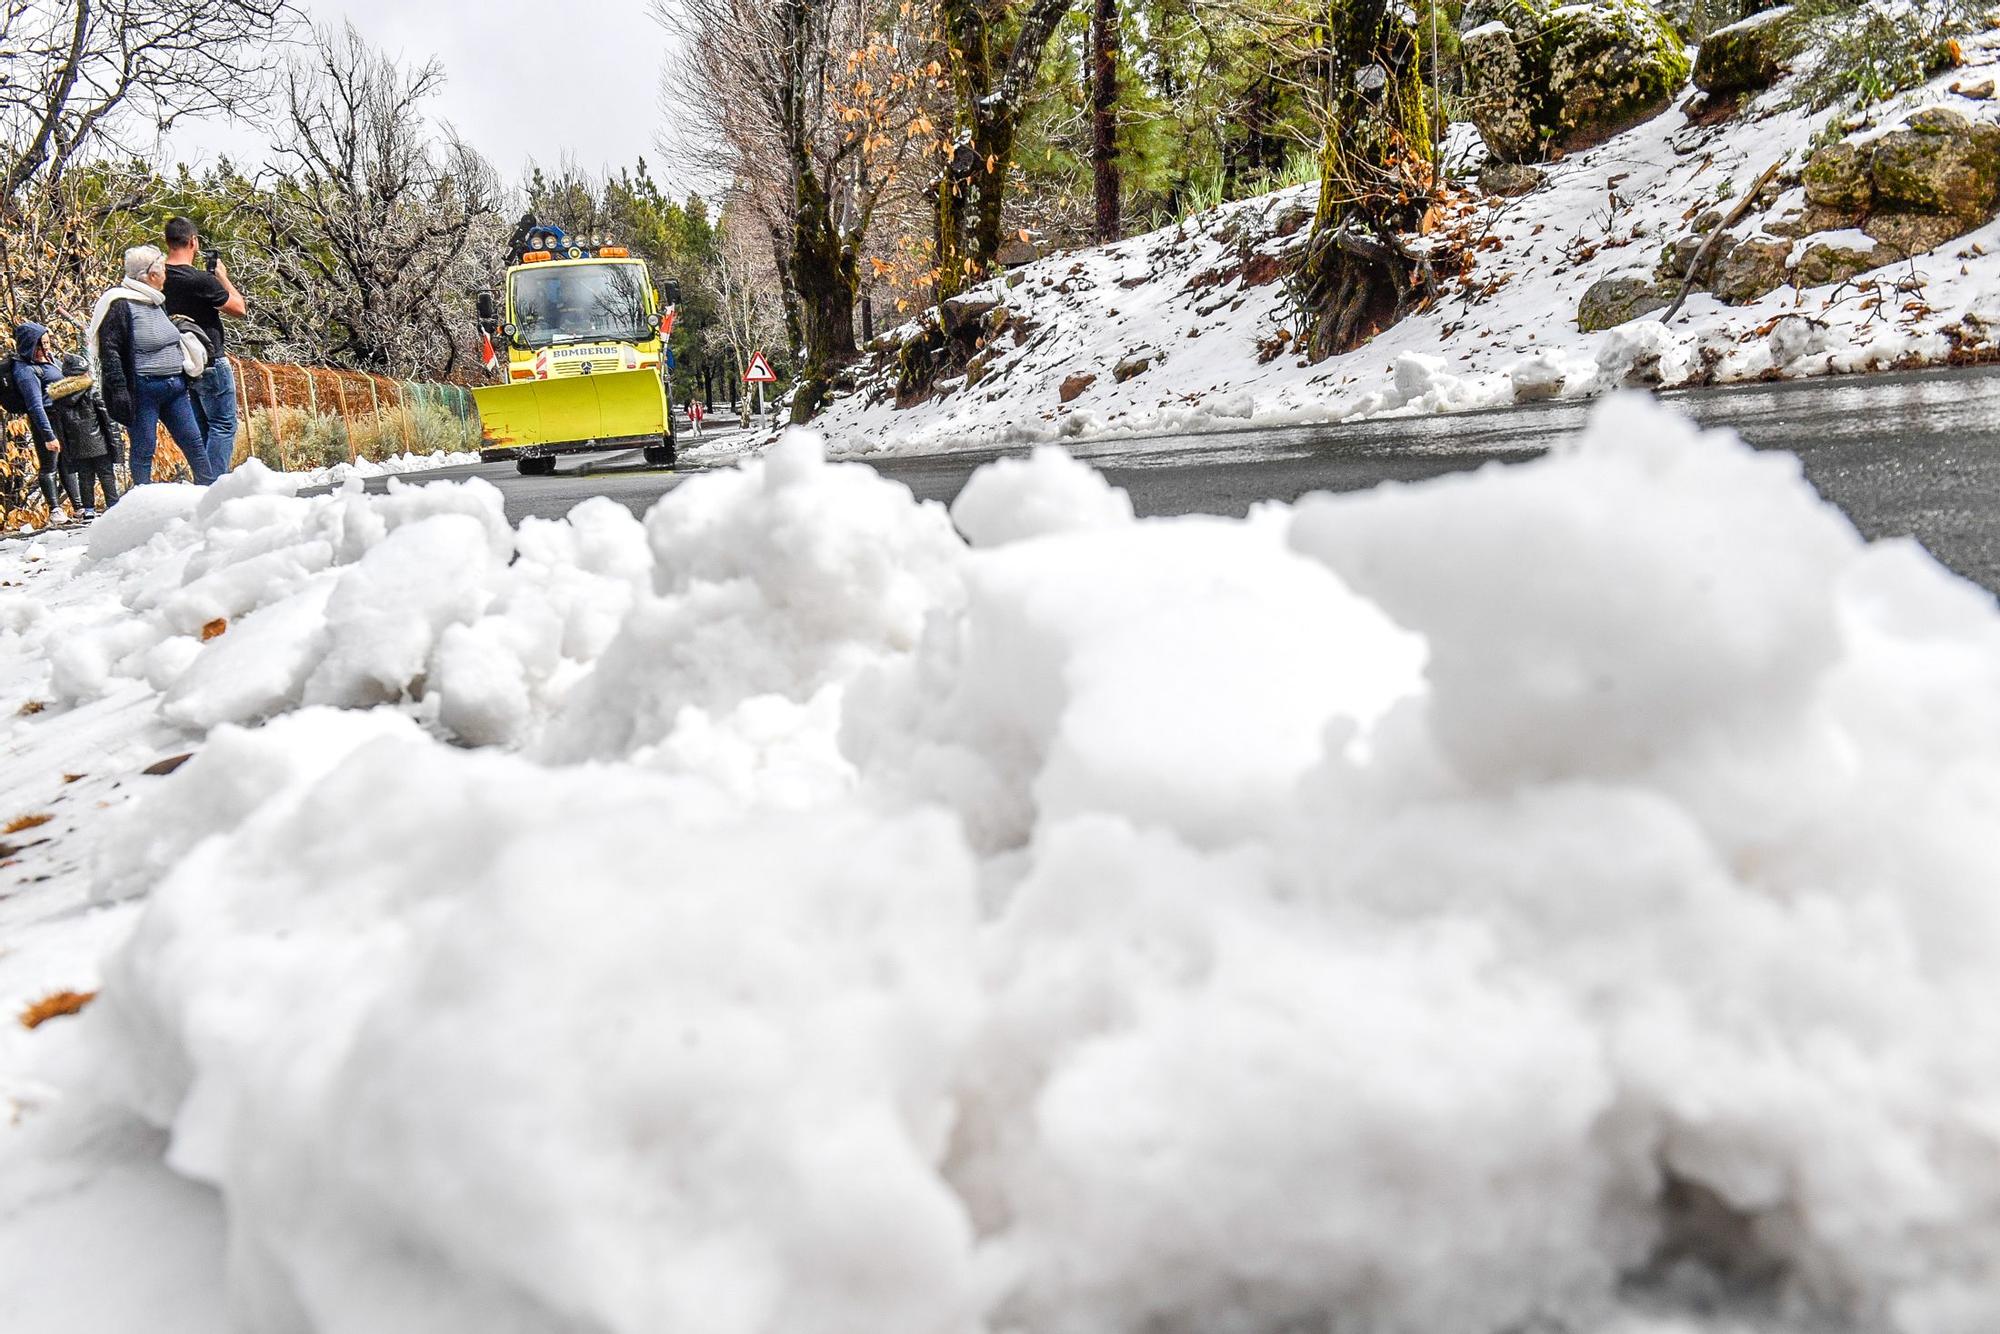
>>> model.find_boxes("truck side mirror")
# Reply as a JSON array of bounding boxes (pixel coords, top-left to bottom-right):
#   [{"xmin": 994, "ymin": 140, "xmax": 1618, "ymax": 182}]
[
  {"xmin": 476, "ymin": 292, "xmax": 497, "ymax": 324},
  {"xmin": 663, "ymin": 279, "xmax": 682, "ymax": 305}
]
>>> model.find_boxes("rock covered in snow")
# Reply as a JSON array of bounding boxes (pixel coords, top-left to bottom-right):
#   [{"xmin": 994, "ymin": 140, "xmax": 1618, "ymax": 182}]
[
  {"xmin": 1873, "ymin": 106, "xmax": 2000, "ymax": 220},
  {"xmin": 1463, "ymin": 20, "xmax": 1540, "ymax": 161},
  {"xmin": 1766, "ymin": 312, "xmax": 1828, "ymax": 364},
  {"xmin": 1708, "ymin": 232, "xmax": 1793, "ymax": 302},
  {"xmin": 1652, "ymin": 226, "xmax": 1792, "ymax": 306},
  {"xmin": 1802, "ymin": 104, "xmax": 2000, "ymax": 259},
  {"xmin": 1464, "ymin": 0, "xmax": 1693, "ymax": 163},
  {"xmin": 1691, "ymin": 4, "xmax": 1794, "ymax": 95},
  {"xmin": 1791, "ymin": 230, "xmax": 1897, "ymax": 287},
  {"xmin": 1594, "ymin": 318, "xmax": 1697, "ymax": 385}
]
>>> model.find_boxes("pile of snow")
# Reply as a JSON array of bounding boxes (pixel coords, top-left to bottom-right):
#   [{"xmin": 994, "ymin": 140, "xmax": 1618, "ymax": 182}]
[
  {"xmin": 4, "ymin": 397, "xmax": 2000, "ymax": 1332},
  {"xmin": 808, "ymin": 41, "xmax": 2000, "ymax": 457},
  {"xmin": 293, "ymin": 447, "xmax": 472, "ymax": 488}
]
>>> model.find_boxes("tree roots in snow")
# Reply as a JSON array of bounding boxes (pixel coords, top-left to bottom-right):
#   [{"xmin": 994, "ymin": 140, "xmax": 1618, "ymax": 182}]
[{"xmin": 1303, "ymin": 224, "xmax": 1437, "ymax": 359}]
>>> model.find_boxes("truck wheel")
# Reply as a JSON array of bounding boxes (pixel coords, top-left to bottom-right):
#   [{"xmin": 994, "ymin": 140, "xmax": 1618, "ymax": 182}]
[
  {"xmin": 516, "ymin": 456, "xmax": 556, "ymax": 476},
  {"xmin": 643, "ymin": 439, "xmax": 677, "ymax": 468}
]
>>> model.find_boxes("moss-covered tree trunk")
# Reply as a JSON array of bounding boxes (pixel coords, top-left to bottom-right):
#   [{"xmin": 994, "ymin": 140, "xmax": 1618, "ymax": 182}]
[
  {"xmin": 1298, "ymin": 0, "xmax": 1439, "ymax": 357},
  {"xmin": 936, "ymin": 0, "xmax": 1075, "ymax": 299},
  {"xmin": 789, "ymin": 160, "xmax": 859, "ymax": 423}
]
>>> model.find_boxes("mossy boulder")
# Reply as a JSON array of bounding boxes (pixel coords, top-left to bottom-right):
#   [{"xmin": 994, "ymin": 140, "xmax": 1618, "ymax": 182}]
[
  {"xmin": 1692, "ymin": 5, "xmax": 1793, "ymax": 96},
  {"xmin": 1709, "ymin": 235, "xmax": 1792, "ymax": 302},
  {"xmin": 1656, "ymin": 230, "xmax": 1733, "ymax": 285},
  {"xmin": 1798, "ymin": 108, "xmax": 2000, "ymax": 258},
  {"xmin": 1864, "ymin": 211, "xmax": 1972, "ymax": 258},
  {"xmin": 1479, "ymin": 161, "xmax": 1548, "ymax": 195},
  {"xmin": 1578, "ymin": 273, "xmax": 1675, "ymax": 330},
  {"xmin": 1652, "ymin": 227, "xmax": 1791, "ymax": 303},
  {"xmin": 1546, "ymin": 0, "xmax": 1693, "ymax": 147},
  {"xmin": 1868, "ymin": 108, "xmax": 2000, "ymax": 222},
  {"xmin": 1792, "ymin": 234, "xmax": 1895, "ymax": 287},
  {"xmin": 1802, "ymin": 140, "xmax": 1873, "ymax": 212},
  {"xmin": 1660, "ymin": 0, "xmax": 1779, "ymax": 40},
  {"xmin": 1464, "ymin": 0, "xmax": 1693, "ymax": 163},
  {"xmin": 1463, "ymin": 21, "xmax": 1539, "ymax": 160}
]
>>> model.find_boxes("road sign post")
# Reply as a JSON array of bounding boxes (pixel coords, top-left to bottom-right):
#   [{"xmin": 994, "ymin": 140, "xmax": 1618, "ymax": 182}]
[{"xmin": 745, "ymin": 351, "xmax": 777, "ymax": 424}]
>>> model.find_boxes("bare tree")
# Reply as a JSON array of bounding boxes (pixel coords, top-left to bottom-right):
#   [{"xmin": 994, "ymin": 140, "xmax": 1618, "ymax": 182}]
[
  {"xmin": 704, "ymin": 198, "xmax": 790, "ymax": 402},
  {"xmin": 0, "ymin": 0, "xmax": 300, "ymax": 199},
  {"xmin": 656, "ymin": 0, "xmax": 943, "ymax": 420},
  {"xmin": 233, "ymin": 23, "xmax": 503, "ymax": 377}
]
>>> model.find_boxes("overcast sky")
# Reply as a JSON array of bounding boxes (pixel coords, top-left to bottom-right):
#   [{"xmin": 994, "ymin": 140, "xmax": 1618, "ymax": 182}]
[{"xmin": 166, "ymin": 0, "xmax": 689, "ymax": 199}]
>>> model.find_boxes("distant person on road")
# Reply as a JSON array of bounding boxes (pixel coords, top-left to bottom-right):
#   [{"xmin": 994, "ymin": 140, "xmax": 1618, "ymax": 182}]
[
  {"xmin": 48, "ymin": 352, "xmax": 121, "ymax": 516},
  {"xmin": 89, "ymin": 245, "xmax": 210, "ymax": 485},
  {"xmin": 9, "ymin": 322, "xmax": 79, "ymax": 519},
  {"xmin": 163, "ymin": 216, "xmax": 246, "ymax": 480},
  {"xmin": 688, "ymin": 398, "xmax": 704, "ymax": 436}
]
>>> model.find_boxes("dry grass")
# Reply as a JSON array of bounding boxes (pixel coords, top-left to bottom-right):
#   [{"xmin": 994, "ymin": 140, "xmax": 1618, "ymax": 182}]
[
  {"xmin": 238, "ymin": 399, "xmax": 480, "ymax": 473},
  {"xmin": 2, "ymin": 813, "xmax": 53, "ymax": 835}
]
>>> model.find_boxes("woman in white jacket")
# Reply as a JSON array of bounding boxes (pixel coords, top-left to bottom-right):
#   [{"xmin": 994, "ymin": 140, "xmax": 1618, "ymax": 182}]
[{"xmin": 88, "ymin": 246, "xmax": 210, "ymax": 485}]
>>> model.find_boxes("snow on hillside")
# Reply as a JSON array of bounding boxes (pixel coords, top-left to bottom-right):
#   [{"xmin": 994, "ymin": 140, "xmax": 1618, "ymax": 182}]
[
  {"xmin": 4, "ymin": 397, "xmax": 2000, "ymax": 1331},
  {"xmin": 810, "ymin": 42, "xmax": 2000, "ymax": 456}
]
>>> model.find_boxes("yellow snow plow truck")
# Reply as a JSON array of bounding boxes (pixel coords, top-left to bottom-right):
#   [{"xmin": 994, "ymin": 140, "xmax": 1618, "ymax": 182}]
[{"xmin": 473, "ymin": 221, "xmax": 678, "ymax": 476}]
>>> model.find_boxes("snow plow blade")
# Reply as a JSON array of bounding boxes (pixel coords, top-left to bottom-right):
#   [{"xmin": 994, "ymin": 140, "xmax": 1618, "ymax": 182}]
[{"xmin": 473, "ymin": 369, "xmax": 668, "ymax": 457}]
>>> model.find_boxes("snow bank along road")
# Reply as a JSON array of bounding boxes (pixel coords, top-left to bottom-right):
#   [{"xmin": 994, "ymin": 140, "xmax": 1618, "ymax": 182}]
[
  {"xmin": 6, "ymin": 388, "xmax": 2000, "ymax": 1333},
  {"xmin": 380, "ymin": 363, "xmax": 2000, "ymax": 597}
]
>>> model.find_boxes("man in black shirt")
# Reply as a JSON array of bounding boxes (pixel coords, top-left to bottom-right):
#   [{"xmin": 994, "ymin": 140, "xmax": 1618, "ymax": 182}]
[{"xmin": 163, "ymin": 216, "xmax": 248, "ymax": 480}]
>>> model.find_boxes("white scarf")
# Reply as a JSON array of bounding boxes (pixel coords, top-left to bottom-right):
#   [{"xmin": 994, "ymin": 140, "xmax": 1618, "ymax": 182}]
[{"xmin": 85, "ymin": 277, "xmax": 166, "ymax": 388}]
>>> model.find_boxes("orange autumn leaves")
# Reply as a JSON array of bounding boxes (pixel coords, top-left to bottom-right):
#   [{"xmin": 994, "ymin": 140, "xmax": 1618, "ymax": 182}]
[{"xmin": 19, "ymin": 990, "xmax": 96, "ymax": 1029}]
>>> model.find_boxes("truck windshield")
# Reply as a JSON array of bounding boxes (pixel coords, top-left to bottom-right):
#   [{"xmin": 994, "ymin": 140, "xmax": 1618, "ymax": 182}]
[{"xmin": 510, "ymin": 262, "xmax": 652, "ymax": 346}]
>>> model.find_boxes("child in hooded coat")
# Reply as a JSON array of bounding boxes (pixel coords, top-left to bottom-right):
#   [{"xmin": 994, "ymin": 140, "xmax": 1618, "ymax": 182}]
[
  {"xmin": 9, "ymin": 322, "xmax": 80, "ymax": 517},
  {"xmin": 48, "ymin": 353, "xmax": 122, "ymax": 516}
]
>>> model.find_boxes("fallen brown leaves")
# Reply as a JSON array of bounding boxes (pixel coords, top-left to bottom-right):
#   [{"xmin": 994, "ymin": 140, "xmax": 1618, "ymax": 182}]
[
  {"xmin": 2, "ymin": 813, "xmax": 52, "ymax": 835},
  {"xmin": 200, "ymin": 617, "xmax": 228, "ymax": 641},
  {"xmin": 20, "ymin": 989, "xmax": 96, "ymax": 1029},
  {"xmin": 16, "ymin": 700, "xmax": 44, "ymax": 716}
]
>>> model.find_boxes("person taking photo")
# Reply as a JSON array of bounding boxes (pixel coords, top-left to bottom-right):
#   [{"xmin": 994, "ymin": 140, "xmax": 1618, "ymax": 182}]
[{"xmin": 163, "ymin": 216, "xmax": 246, "ymax": 480}]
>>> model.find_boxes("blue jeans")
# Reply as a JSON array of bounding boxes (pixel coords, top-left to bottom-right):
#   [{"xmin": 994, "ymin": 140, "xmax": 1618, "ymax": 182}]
[
  {"xmin": 130, "ymin": 374, "xmax": 209, "ymax": 485},
  {"xmin": 188, "ymin": 355, "xmax": 238, "ymax": 480}
]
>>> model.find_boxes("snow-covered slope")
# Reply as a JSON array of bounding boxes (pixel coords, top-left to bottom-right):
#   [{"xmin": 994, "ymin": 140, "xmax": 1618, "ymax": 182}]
[
  {"xmin": 4, "ymin": 397, "xmax": 2000, "ymax": 1330},
  {"xmin": 811, "ymin": 44, "xmax": 2000, "ymax": 455}
]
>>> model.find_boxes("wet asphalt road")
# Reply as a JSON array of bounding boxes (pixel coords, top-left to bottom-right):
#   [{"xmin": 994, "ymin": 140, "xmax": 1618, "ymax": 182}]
[{"xmin": 375, "ymin": 364, "xmax": 2000, "ymax": 598}]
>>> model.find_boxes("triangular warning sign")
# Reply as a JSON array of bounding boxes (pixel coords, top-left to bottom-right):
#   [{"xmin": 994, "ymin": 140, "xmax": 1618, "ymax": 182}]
[{"xmin": 744, "ymin": 351, "xmax": 777, "ymax": 383}]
